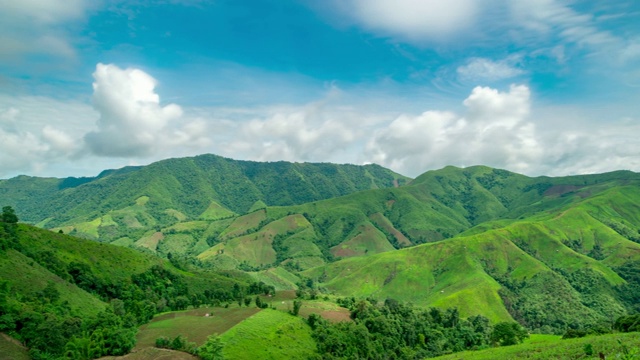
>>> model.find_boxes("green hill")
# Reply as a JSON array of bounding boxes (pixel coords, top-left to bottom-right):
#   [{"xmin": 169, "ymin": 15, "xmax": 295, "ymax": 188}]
[
  {"xmin": 0, "ymin": 154, "xmax": 408, "ymax": 242},
  {"xmin": 4, "ymin": 160, "xmax": 640, "ymax": 339},
  {"xmin": 0, "ymin": 222, "xmax": 269, "ymax": 359},
  {"xmin": 301, "ymin": 179, "xmax": 640, "ymax": 332}
]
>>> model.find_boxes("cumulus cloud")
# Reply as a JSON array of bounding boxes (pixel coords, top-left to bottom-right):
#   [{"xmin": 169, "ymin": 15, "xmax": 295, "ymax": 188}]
[
  {"xmin": 365, "ymin": 85, "xmax": 542, "ymax": 175},
  {"xmin": 0, "ymin": 106, "xmax": 80, "ymax": 176},
  {"xmin": 222, "ymin": 100, "xmax": 362, "ymax": 163},
  {"xmin": 85, "ymin": 63, "xmax": 207, "ymax": 157}
]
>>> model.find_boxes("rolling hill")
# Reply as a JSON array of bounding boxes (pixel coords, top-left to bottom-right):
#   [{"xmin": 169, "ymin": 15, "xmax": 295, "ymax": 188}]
[
  {"xmin": 0, "ymin": 222, "xmax": 267, "ymax": 359},
  {"xmin": 3, "ymin": 156, "xmax": 640, "ymax": 337}
]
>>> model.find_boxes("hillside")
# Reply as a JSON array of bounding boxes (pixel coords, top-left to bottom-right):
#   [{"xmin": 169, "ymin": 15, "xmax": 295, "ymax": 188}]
[
  {"xmin": 0, "ymin": 154, "xmax": 409, "ymax": 223},
  {"xmin": 3, "ymin": 160, "xmax": 640, "ymax": 337},
  {"xmin": 302, "ymin": 177, "xmax": 640, "ymax": 332},
  {"xmin": 0, "ymin": 154, "xmax": 408, "ymax": 238},
  {"xmin": 0, "ymin": 222, "xmax": 268, "ymax": 359}
]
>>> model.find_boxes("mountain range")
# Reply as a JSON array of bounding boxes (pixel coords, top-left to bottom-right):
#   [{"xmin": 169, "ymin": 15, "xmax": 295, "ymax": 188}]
[{"xmin": 2, "ymin": 154, "xmax": 640, "ymax": 335}]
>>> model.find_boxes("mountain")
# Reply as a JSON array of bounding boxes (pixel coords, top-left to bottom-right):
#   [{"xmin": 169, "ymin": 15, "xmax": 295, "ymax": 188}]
[
  {"xmin": 300, "ymin": 167, "xmax": 640, "ymax": 332},
  {"xmin": 0, "ymin": 154, "xmax": 408, "ymax": 234},
  {"xmin": 3, "ymin": 157, "xmax": 640, "ymax": 335}
]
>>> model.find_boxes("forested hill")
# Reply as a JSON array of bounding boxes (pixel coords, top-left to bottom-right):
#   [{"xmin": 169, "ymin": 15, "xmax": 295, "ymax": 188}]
[
  {"xmin": 0, "ymin": 153, "xmax": 409, "ymax": 226},
  {"xmin": 0, "ymin": 220, "xmax": 266, "ymax": 359}
]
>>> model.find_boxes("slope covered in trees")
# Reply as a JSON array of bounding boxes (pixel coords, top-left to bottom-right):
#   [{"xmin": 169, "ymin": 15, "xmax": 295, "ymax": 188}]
[
  {"xmin": 0, "ymin": 220, "xmax": 272, "ymax": 359},
  {"xmin": 0, "ymin": 154, "xmax": 409, "ymax": 229}
]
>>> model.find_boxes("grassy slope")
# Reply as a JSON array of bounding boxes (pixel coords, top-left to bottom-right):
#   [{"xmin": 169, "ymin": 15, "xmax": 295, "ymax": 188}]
[
  {"xmin": 16, "ymin": 224, "xmax": 165, "ymax": 283},
  {"xmin": 0, "ymin": 333, "xmax": 30, "ymax": 360},
  {"xmin": 135, "ymin": 307, "xmax": 262, "ymax": 349},
  {"xmin": 0, "ymin": 249, "xmax": 107, "ymax": 318},
  {"xmin": 220, "ymin": 309, "xmax": 317, "ymax": 360},
  {"xmin": 433, "ymin": 332, "xmax": 640, "ymax": 360},
  {"xmin": 3, "ymin": 225, "xmax": 255, "ymax": 321},
  {"xmin": 302, "ymin": 181, "xmax": 640, "ymax": 326}
]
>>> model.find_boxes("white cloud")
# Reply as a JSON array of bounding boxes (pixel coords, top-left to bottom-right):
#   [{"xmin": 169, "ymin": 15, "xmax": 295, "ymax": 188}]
[
  {"xmin": 0, "ymin": 105, "xmax": 80, "ymax": 176},
  {"xmin": 222, "ymin": 100, "xmax": 362, "ymax": 163},
  {"xmin": 457, "ymin": 56, "xmax": 525, "ymax": 82},
  {"xmin": 0, "ymin": 0, "xmax": 87, "ymax": 61},
  {"xmin": 365, "ymin": 85, "xmax": 541, "ymax": 175},
  {"xmin": 85, "ymin": 63, "xmax": 207, "ymax": 157},
  {"xmin": 335, "ymin": 0, "xmax": 482, "ymax": 41},
  {"xmin": 0, "ymin": 0, "xmax": 85, "ymax": 24}
]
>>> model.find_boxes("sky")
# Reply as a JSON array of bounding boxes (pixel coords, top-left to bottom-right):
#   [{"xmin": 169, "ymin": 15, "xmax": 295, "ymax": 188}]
[{"xmin": 1, "ymin": 0, "xmax": 639, "ymax": 179}]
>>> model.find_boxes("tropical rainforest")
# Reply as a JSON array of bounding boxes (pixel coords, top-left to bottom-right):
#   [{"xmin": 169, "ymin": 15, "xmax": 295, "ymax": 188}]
[{"xmin": 1, "ymin": 153, "xmax": 639, "ymax": 359}]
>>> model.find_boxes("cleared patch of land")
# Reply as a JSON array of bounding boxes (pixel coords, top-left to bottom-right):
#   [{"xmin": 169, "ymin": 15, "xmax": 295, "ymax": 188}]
[
  {"xmin": 135, "ymin": 307, "xmax": 261, "ymax": 349},
  {"xmin": 98, "ymin": 347, "xmax": 197, "ymax": 360}
]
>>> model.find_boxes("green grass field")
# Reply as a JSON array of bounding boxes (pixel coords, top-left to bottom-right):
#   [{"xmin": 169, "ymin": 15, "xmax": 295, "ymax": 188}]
[
  {"xmin": 220, "ymin": 309, "xmax": 317, "ymax": 360},
  {"xmin": 135, "ymin": 307, "xmax": 261, "ymax": 349},
  {"xmin": 433, "ymin": 332, "xmax": 640, "ymax": 360},
  {"xmin": 0, "ymin": 333, "xmax": 30, "ymax": 360}
]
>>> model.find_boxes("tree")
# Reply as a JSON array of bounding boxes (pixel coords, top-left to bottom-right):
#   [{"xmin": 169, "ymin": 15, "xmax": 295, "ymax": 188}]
[
  {"xmin": 291, "ymin": 300, "xmax": 302, "ymax": 316},
  {"xmin": 1, "ymin": 206, "xmax": 18, "ymax": 223},
  {"xmin": 198, "ymin": 334, "xmax": 224, "ymax": 360},
  {"xmin": 490, "ymin": 322, "xmax": 529, "ymax": 346}
]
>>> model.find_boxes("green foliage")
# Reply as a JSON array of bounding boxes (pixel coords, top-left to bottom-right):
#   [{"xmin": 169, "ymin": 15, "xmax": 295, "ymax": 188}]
[
  {"xmin": 614, "ymin": 314, "xmax": 640, "ymax": 333},
  {"xmin": 432, "ymin": 332, "xmax": 640, "ymax": 360},
  {"xmin": 0, "ymin": 223, "xmax": 267, "ymax": 358},
  {"xmin": 1, "ymin": 205, "xmax": 18, "ymax": 223},
  {"xmin": 490, "ymin": 322, "xmax": 529, "ymax": 346},
  {"xmin": 312, "ymin": 299, "xmax": 493, "ymax": 359},
  {"xmin": 291, "ymin": 299, "xmax": 302, "ymax": 316},
  {"xmin": 198, "ymin": 334, "xmax": 225, "ymax": 360},
  {"xmin": 155, "ymin": 334, "xmax": 198, "ymax": 354},
  {"xmin": 219, "ymin": 309, "xmax": 317, "ymax": 359}
]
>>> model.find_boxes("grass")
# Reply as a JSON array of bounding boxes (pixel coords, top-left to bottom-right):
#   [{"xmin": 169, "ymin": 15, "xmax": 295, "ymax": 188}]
[
  {"xmin": 135, "ymin": 231, "xmax": 164, "ymax": 251},
  {"xmin": 432, "ymin": 332, "xmax": 640, "ymax": 360},
  {"xmin": 135, "ymin": 307, "xmax": 262, "ymax": 349},
  {"xmin": 296, "ymin": 298, "xmax": 352, "ymax": 323},
  {"xmin": 301, "ymin": 180, "xmax": 640, "ymax": 326},
  {"xmin": 198, "ymin": 201, "xmax": 236, "ymax": 220},
  {"xmin": 0, "ymin": 332, "xmax": 30, "ymax": 360},
  {"xmin": 220, "ymin": 309, "xmax": 317, "ymax": 360},
  {"xmin": 218, "ymin": 210, "xmax": 267, "ymax": 240},
  {"xmin": 249, "ymin": 267, "xmax": 300, "ymax": 291},
  {"xmin": 330, "ymin": 222, "xmax": 395, "ymax": 258},
  {"xmin": 0, "ymin": 249, "xmax": 107, "ymax": 318},
  {"xmin": 156, "ymin": 233, "xmax": 196, "ymax": 256}
]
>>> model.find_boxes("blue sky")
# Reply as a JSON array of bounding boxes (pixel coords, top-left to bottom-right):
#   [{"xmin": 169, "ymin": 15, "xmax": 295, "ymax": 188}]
[{"xmin": 1, "ymin": 0, "xmax": 639, "ymax": 178}]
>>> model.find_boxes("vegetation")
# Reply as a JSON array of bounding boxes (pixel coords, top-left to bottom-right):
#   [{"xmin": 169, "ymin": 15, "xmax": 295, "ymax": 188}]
[
  {"xmin": 310, "ymin": 298, "xmax": 494, "ymax": 359},
  {"xmin": 3, "ymin": 159, "xmax": 640, "ymax": 359},
  {"xmin": 432, "ymin": 332, "xmax": 640, "ymax": 360},
  {"xmin": 219, "ymin": 309, "xmax": 317, "ymax": 359},
  {"xmin": 0, "ymin": 220, "xmax": 270, "ymax": 359}
]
